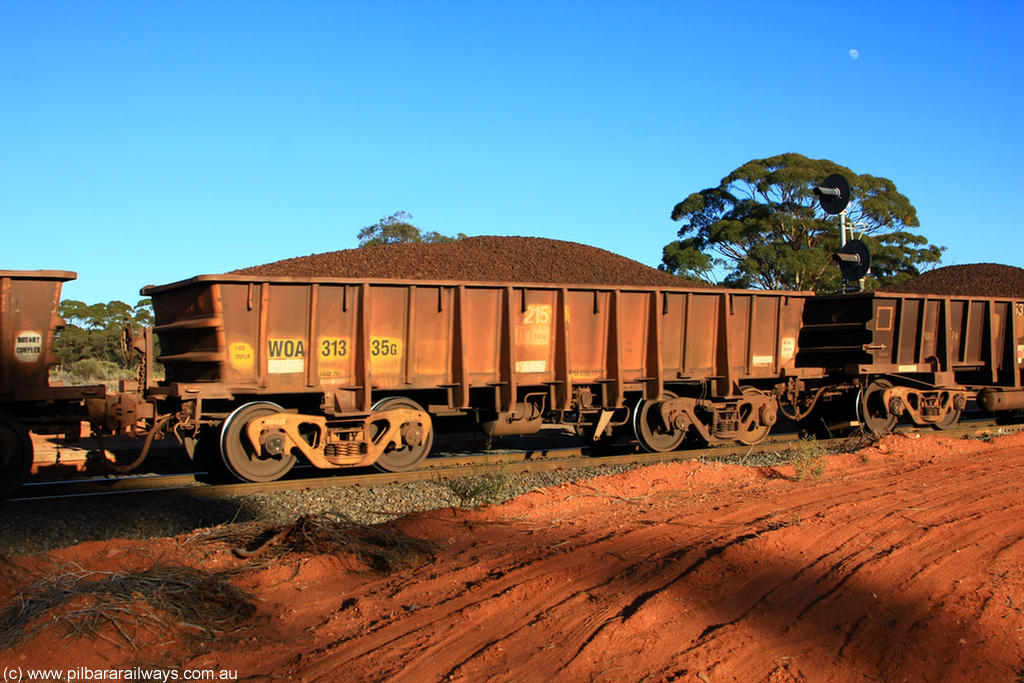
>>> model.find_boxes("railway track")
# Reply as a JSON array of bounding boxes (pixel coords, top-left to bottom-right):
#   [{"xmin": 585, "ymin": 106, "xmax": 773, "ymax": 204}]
[{"xmin": 9, "ymin": 416, "xmax": 1019, "ymax": 503}]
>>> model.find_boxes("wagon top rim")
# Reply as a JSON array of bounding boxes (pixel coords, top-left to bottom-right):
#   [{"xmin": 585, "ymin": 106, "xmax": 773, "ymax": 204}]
[
  {"xmin": 0, "ymin": 270, "xmax": 77, "ymax": 281},
  {"xmin": 140, "ymin": 272, "xmax": 817, "ymax": 297}
]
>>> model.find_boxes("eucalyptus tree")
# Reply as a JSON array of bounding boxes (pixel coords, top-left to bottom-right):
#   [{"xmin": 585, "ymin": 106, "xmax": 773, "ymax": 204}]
[
  {"xmin": 358, "ymin": 211, "xmax": 466, "ymax": 247},
  {"xmin": 661, "ymin": 153, "xmax": 944, "ymax": 291}
]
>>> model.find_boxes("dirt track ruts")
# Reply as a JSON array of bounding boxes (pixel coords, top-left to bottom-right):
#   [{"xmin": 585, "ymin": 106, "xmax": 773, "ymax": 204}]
[
  {"xmin": 279, "ymin": 433, "xmax": 1024, "ymax": 682},
  {"xmin": 4, "ymin": 432, "xmax": 1023, "ymax": 682}
]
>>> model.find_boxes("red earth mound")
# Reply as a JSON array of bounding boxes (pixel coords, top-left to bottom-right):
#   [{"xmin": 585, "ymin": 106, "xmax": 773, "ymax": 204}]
[
  {"xmin": 2, "ymin": 430, "xmax": 1023, "ymax": 682},
  {"xmin": 234, "ymin": 235, "xmax": 708, "ymax": 288}
]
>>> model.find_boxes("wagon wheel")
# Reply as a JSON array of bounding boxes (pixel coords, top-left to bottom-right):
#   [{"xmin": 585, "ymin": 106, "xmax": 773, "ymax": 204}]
[
  {"xmin": 371, "ymin": 397, "xmax": 433, "ymax": 473},
  {"xmin": 933, "ymin": 395, "xmax": 964, "ymax": 430},
  {"xmin": 0, "ymin": 413, "xmax": 33, "ymax": 499},
  {"xmin": 632, "ymin": 391, "xmax": 686, "ymax": 453},
  {"xmin": 220, "ymin": 401, "xmax": 296, "ymax": 482},
  {"xmin": 857, "ymin": 379, "xmax": 898, "ymax": 437},
  {"xmin": 932, "ymin": 408, "xmax": 962, "ymax": 430},
  {"xmin": 737, "ymin": 387, "xmax": 772, "ymax": 446}
]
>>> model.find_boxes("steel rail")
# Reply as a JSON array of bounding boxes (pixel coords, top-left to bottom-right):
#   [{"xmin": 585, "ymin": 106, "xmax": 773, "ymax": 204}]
[{"xmin": 7, "ymin": 417, "xmax": 1019, "ymax": 504}]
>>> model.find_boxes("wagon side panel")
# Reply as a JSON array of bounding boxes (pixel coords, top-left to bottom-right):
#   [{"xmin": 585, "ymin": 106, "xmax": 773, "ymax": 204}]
[
  {"xmin": 365, "ymin": 285, "xmax": 408, "ymax": 390},
  {"xmin": 512, "ymin": 288, "xmax": 557, "ymax": 383},
  {"xmin": 217, "ymin": 283, "xmax": 261, "ymax": 387},
  {"xmin": 460, "ymin": 287, "xmax": 502, "ymax": 384},
  {"xmin": 313, "ymin": 284, "xmax": 359, "ymax": 389},
  {"xmin": 617, "ymin": 291, "xmax": 650, "ymax": 381},
  {"xmin": 0, "ymin": 272, "xmax": 75, "ymax": 399},
  {"xmin": 565, "ymin": 290, "xmax": 610, "ymax": 384},
  {"xmin": 407, "ymin": 285, "xmax": 454, "ymax": 387},
  {"xmin": 681, "ymin": 292, "xmax": 718, "ymax": 379}
]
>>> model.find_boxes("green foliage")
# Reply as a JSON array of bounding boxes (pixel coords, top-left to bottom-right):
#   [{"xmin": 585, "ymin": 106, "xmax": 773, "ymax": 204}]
[
  {"xmin": 53, "ymin": 299, "xmax": 154, "ymax": 369},
  {"xmin": 791, "ymin": 437, "xmax": 827, "ymax": 480},
  {"xmin": 65, "ymin": 359, "xmax": 133, "ymax": 383},
  {"xmin": 70, "ymin": 358, "xmax": 119, "ymax": 379},
  {"xmin": 662, "ymin": 153, "xmax": 945, "ymax": 292},
  {"xmin": 59, "ymin": 298, "xmax": 153, "ymax": 330},
  {"xmin": 357, "ymin": 211, "xmax": 466, "ymax": 247}
]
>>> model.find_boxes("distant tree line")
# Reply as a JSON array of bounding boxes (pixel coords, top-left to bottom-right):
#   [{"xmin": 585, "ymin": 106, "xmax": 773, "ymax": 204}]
[{"xmin": 53, "ymin": 299, "xmax": 154, "ymax": 370}]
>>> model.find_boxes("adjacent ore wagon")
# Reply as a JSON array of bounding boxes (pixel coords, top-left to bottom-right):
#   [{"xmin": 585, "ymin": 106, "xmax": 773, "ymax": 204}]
[
  {"xmin": 141, "ymin": 274, "xmax": 815, "ymax": 482},
  {"xmin": 795, "ymin": 290, "xmax": 1024, "ymax": 434},
  {"xmin": 0, "ymin": 270, "xmax": 105, "ymax": 497}
]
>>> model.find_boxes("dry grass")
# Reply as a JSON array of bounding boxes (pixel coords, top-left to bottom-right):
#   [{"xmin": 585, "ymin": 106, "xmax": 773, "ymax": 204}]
[
  {"xmin": 197, "ymin": 512, "xmax": 442, "ymax": 572},
  {"xmin": 438, "ymin": 467, "xmax": 513, "ymax": 508},
  {"xmin": 0, "ymin": 563, "xmax": 255, "ymax": 651}
]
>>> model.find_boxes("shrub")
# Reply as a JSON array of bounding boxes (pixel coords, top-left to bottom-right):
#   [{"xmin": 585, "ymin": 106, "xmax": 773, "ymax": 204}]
[
  {"xmin": 50, "ymin": 358, "xmax": 135, "ymax": 386},
  {"xmin": 440, "ymin": 467, "xmax": 512, "ymax": 507},
  {"xmin": 72, "ymin": 358, "xmax": 127, "ymax": 382},
  {"xmin": 792, "ymin": 437, "xmax": 827, "ymax": 480}
]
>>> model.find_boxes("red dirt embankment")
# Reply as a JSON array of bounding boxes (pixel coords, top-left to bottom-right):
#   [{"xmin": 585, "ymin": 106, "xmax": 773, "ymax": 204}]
[{"xmin": 3, "ymin": 431, "xmax": 1023, "ymax": 682}]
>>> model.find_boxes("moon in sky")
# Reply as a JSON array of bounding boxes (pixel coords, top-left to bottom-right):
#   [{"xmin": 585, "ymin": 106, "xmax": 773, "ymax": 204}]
[{"xmin": 849, "ymin": 49, "xmax": 859, "ymax": 60}]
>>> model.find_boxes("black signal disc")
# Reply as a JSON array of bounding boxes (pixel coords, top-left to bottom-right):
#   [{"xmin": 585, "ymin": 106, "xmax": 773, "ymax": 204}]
[
  {"xmin": 817, "ymin": 173, "xmax": 851, "ymax": 215},
  {"xmin": 838, "ymin": 239, "xmax": 871, "ymax": 281}
]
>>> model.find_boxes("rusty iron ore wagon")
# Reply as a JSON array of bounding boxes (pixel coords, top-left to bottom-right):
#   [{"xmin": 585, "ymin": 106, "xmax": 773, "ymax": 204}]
[
  {"xmin": 795, "ymin": 291, "xmax": 1024, "ymax": 434},
  {"xmin": 137, "ymin": 274, "xmax": 816, "ymax": 482},
  {"xmin": 0, "ymin": 271, "xmax": 106, "ymax": 496}
]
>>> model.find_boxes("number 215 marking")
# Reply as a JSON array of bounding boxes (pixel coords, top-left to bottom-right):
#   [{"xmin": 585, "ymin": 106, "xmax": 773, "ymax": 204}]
[{"xmin": 523, "ymin": 304, "xmax": 551, "ymax": 325}]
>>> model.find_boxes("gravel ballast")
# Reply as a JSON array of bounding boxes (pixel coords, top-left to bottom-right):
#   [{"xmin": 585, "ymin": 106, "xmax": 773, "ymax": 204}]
[{"xmin": 0, "ymin": 464, "xmax": 640, "ymax": 557}]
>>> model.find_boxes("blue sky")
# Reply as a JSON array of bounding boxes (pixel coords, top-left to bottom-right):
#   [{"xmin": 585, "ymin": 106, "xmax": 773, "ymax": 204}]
[{"xmin": 2, "ymin": 1, "xmax": 1022, "ymax": 304}]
